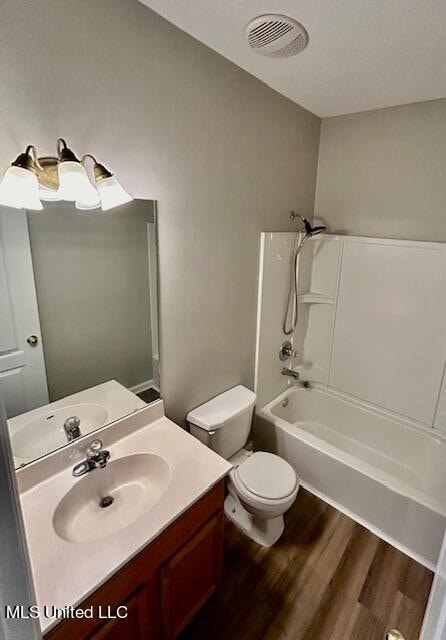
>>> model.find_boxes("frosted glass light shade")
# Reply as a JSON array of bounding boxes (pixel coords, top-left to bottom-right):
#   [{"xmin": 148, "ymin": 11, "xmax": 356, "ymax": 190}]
[
  {"xmin": 97, "ymin": 176, "xmax": 133, "ymax": 211},
  {"xmin": 39, "ymin": 185, "xmax": 61, "ymax": 202},
  {"xmin": 58, "ymin": 161, "xmax": 98, "ymax": 202},
  {"xmin": 0, "ymin": 166, "xmax": 43, "ymax": 210},
  {"xmin": 75, "ymin": 189, "xmax": 101, "ymax": 211}
]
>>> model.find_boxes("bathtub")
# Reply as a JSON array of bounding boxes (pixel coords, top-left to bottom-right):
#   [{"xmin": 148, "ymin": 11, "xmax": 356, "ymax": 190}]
[{"xmin": 255, "ymin": 384, "xmax": 446, "ymax": 568}]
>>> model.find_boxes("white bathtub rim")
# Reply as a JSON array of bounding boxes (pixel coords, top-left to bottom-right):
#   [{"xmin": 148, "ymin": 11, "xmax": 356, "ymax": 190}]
[
  {"xmin": 300, "ymin": 480, "xmax": 436, "ymax": 571},
  {"xmin": 262, "ymin": 383, "xmax": 446, "ymax": 445}
]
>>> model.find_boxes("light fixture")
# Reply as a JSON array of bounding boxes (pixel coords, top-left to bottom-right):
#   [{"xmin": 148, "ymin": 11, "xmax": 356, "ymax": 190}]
[
  {"xmin": 0, "ymin": 146, "xmax": 43, "ymax": 210},
  {"xmin": 82, "ymin": 155, "xmax": 133, "ymax": 211},
  {"xmin": 56, "ymin": 139, "xmax": 99, "ymax": 203},
  {"xmin": 0, "ymin": 140, "xmax": 133, "ymax": 212}
]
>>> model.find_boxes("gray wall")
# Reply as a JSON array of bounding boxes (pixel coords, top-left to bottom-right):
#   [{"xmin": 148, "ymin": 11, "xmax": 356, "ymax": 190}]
[
  {"xmin": 0, "ymin": 0, "xmax": 320, "ymax": 423},
  {"xmin": 315, "ymin": 99, "xmax": 446, "ymax": 241},
  {"xmin": 27, "ymin": 200, "xmax": 154, "ymax": 401}
]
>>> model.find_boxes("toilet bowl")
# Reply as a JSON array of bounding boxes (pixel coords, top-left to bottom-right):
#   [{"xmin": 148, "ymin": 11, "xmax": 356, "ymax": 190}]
[
  {"xmin": 225, "ymin": 449, "xmax": 299, "ymax": 546},
  {"xmin": 187, "ymin": 385, "xmax": 299, "ymax": 547}
]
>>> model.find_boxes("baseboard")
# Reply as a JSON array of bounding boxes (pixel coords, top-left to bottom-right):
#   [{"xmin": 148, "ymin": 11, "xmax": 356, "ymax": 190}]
[
  {"xmin": 300, "ymin": 480, "xmax": 435, "ymax": 571},
  {"xmin": 129, "ymin": 379, "xmax": 155, "ymax": 394}
]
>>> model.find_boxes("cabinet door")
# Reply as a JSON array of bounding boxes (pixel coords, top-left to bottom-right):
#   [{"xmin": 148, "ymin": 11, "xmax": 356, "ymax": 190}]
[
  {"xmin": 89, "ymin": 580, "xmax": 160, "ymax": 640},
  {"xmin": 160, "ymin": 514, "xmax": 224, "ymax": 639}
]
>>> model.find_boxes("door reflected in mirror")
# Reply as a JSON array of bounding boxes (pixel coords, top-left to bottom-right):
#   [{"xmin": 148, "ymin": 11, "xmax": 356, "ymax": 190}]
[{"xmin": 0, "ymin": 199, "xmax": 159, "ymax": 468}]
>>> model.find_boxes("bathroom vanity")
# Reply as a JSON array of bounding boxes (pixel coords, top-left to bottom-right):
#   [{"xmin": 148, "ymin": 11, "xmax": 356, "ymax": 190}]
[{"xmin": 17, "ymin": 401, "xmax": 232, "ymax": 640}]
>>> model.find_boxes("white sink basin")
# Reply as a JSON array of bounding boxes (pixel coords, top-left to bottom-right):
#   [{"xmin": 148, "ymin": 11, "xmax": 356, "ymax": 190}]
[
  {"xmin": 11, "ymin": 403, "xmax": 108, "ymax": 464},
  {"xmin": 8, "ymin": 380, "xmax": 147, "ymax": 467},
  {"xmin": 53, "ymin": 454, "xmax": 171, "ymax": 543}
]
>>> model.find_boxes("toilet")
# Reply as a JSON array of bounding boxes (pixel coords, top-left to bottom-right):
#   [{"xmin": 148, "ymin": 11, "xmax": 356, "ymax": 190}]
[{"xmin": 187, "ymin": 385, "xmax": 299, "ymax": 547}]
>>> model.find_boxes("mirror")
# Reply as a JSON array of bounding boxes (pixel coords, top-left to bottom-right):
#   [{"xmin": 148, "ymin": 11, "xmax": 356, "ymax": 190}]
[{"xmin": 0, "ymin": 199, "xmax": 159, "ymax": 468}]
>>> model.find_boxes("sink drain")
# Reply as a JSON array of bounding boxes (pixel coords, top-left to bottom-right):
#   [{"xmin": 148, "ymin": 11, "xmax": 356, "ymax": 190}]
[{"xmin": 99, "ymin": 496, "xmax": 114, "ymax": 509}]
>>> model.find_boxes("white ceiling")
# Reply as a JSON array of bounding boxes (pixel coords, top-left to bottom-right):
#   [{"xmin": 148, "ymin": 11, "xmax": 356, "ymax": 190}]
[{"xmin": 137, "ymin": 0, "xmax": 446, "ymax": 117}]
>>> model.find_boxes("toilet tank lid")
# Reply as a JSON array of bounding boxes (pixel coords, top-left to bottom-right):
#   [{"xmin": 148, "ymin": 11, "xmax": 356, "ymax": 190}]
[{"xmin": 186, "ymin": 385, "xmax": 256, "ymax": 431}]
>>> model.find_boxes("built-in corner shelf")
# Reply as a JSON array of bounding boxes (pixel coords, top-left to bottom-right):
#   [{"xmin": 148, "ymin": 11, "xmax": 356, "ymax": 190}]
[{"xmin": 298, "ymin": 292, "xmax": 335, "ymax": 305}]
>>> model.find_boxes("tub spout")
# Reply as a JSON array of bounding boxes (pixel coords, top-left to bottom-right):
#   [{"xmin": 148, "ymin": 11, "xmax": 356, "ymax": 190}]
[
  {"xmin": 281, "ymin": 368, "xmax": 311, "ymax": 388},
  {"xmin": 282, "ymin": 368, "xmax": 300, "ymax": 380}
]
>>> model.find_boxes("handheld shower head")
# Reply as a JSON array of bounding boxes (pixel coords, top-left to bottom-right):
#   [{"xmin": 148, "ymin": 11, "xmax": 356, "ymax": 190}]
[
  {"xmin": 289, "ymin": 211, "xmax": 327, "ymax": 237},
  {"xmin": 283, "ymin": 212, "xmax": 328, "ymax": 335},
  {"xmin": 290, "ymin": 211, "xmax": 312, "ymax": 234}
]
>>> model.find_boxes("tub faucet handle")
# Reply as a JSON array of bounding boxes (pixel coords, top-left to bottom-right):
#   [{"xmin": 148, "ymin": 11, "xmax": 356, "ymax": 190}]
[{"xmin": 279, "ymin": 341, "xmax": 297, "ymax": 362}]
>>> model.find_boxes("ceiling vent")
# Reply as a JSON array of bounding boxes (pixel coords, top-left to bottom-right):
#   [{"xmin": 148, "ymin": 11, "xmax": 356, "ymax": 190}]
[{"xmin": 246, "ymin": 14, "xmax": 308, "ymax": 58}]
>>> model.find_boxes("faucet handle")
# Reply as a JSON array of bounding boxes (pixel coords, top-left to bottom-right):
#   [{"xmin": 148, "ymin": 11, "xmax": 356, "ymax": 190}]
[
  {"xmin": 279, "ymin": 341, "xmax": 298, "ymax": 362},
  {"xmin": 86, "ymin": 439, "xmax": 103, "ymax": 458},
  {"xmin": 65, "ymin": 416, "xmax": 80, "ymax": 430}
]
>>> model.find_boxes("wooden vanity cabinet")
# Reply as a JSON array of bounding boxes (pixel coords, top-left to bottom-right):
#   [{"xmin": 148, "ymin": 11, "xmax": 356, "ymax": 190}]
[{"xmin": 45, "ymin": 480, "xmax": 225, "ymax": 640}]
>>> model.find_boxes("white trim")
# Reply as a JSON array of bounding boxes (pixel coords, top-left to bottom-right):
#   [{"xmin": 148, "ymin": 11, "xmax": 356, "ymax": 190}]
[
  {"xmin": 129, "ymin": 379, "xmax": 155, "ymax": 394},
  {"xmin": 147, "ymin": 221, "xmax": 159, "ymax": 359},
  {"xmin": 327, "ymin": 235, "xmax": 344, "ymax": 386},
  {"xmin": 300, "ymin": 480, "xmax": 435, "ymax": 571},
  {"xmin": 340, "ymin": 233, "xmax": 446, "ymax": 251},
  {"xmin": 254, "ymin": 233, "xmax": 266, "ymax": 394}
]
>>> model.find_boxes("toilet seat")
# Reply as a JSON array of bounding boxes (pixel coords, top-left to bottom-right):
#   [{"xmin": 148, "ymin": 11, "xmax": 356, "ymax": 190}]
[{"xmin": 232, "ymin": 451, "xmax": 298, "ymax": 505}]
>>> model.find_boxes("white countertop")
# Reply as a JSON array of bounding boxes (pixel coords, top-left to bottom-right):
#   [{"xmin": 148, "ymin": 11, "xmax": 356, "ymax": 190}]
[{"xmin": 18, "ymin": 402, "xmax": 231, "ymax": 633}]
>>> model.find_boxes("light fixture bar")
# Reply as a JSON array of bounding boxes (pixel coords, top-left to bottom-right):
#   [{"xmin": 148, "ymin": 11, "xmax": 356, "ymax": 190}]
[{"xmin": 0, "ymin": 140, "xmax": 133, "ymax": 211}]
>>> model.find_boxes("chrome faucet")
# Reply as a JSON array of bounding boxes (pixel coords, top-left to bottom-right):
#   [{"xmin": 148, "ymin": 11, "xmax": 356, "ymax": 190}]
[
  {"xmin": 282, "ymin": 367, "xmax": 300, "ymax": 380},
  {"xmin": 72, "ymin": 439, "xmax": 110, "ymax": 477},
  {"xmin": 281, "ymin": 368, "xmax": 311, "ymax": 388},
  {"xmin": 64, "ymin": 416, "xmax": 82, "ymax": 442}
]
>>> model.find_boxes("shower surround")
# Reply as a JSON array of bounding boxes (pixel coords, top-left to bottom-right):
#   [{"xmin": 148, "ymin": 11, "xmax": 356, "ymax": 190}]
[{"xmin": 254, "ymin": 232, "xmax": 446, "ymax": 566}]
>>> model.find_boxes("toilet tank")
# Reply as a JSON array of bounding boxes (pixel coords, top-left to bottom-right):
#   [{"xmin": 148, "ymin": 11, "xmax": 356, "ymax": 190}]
[{"xmin": 187, "ymin": 385, "xmax": 256, "ymax": 460}]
